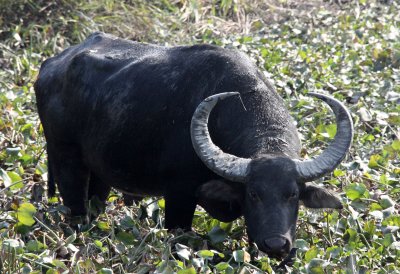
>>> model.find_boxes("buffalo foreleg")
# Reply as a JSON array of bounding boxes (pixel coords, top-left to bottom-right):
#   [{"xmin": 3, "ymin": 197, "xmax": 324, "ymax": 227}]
[
  {"xmin": 51, "ymin": 144, "xmax": 90, "ymax": 224},
  {"xmin": 88, "ymin": 173, "xmax": 111, "ymax": 218},
  {"xmin": 164, "ymin": 188, "xmax": 197, "ymax": 230}
]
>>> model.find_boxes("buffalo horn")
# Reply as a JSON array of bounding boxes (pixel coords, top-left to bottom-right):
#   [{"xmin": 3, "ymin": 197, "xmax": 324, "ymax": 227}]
[
  {"xmin": 294, "ymin": 92, "xmax": 353, "ymax": 182},
  {"xmin": 190, "ymin": 92, "xmax": 251, "ymax": 183}
]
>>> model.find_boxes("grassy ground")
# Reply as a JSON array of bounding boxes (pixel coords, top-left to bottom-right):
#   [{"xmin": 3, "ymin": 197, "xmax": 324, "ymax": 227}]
[{"xmin": 0, "ymin": 0, "xmax": 399, "ymax": 273}]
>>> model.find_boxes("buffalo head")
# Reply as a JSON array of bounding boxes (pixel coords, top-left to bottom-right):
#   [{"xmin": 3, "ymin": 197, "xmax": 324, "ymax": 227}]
[{"xmin": 191, "ymin": 92, "xmax": 353, "ymax": 258}]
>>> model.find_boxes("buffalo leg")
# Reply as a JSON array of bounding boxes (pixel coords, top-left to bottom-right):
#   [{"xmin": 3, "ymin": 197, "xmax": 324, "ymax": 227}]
[
  {"xmin": 123, "ymin": 193, "xmax": 143, "ymax": 205},
  {"xmin": 88, "ymin": 173, "xmax": 111, "ymax": 217},
  {"xmin": 46, "ymin": 148, "xmax": 56, "ymax": 197},
  {"xmin": 88, "ymin": 173, "xmax": 111, "ymax": 203},
  {"xmin": 51, "ymin": 144, "xmax": 90, "ymax": 223},
  {"xmin": 164, "ymin": 189, "xmax": 197, "ymax": 230}
]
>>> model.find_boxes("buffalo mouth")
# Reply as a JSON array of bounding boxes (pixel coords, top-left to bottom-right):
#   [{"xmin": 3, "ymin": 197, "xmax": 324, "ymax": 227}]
[
  {"xmin": 265, "ymin": 250, "xmax": 288, "ymax": 259},
  {"xmin": 257, "ymin": 235, "xmax": 292, "ymax": 259}
]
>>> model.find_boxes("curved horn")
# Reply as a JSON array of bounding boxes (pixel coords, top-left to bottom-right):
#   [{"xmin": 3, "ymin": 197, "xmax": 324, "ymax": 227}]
[
  {"xmin": 295, "ymin": 92, "xmax": 353, "ymax": 182},
  {"xmin": 190, "ymin": 92, "xmax": 251, "ymax": 183}
]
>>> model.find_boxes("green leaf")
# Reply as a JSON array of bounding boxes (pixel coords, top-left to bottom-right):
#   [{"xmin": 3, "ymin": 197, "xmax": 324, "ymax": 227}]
[
  {"xmin": 119, "ymin": 215, "xmax": 136, "ymax": 229},
  {"xmin": 326, "ymin": 246, "xmax": 341, "ymax": 258},
  {"xmin": 51, "ymin": 259, "xmax": 68, "ymax": 270},
  {"xmin": 64, "ymin": 233, "xmax": 76, "ymax": 245},
  {"xmin": 369, "ymin": 211, "xmax": 383, "ymax": 220},
  {"xmin": 7, "ymin": 171, "xmax": 22, "ymax": 183},
  {"xmin": 345, "ymin": 183, "xmax": 367, "ymax": 200},
  {"xmin": 325, "ymin": 124, "xmax": 337, "ymax": 138},
  {"xmin": 98, "ymin": 268, "xmax": 113, "ymax": 274},
  {"xmin": 22, "ymin": 265, "xmax": 33, "ymax": 274},
  {"xmin": 48, "ymin": 196, "xmax": 59, "ymax": 203},
  {"xmin": 208, "ymin": 226, "xmax": 227, "ymax": 244},
  {"xmin": 368, "ymin": 154, "xmax": 387, "ymax": 168},
  {"xmin": 177, "ymin": 249, "xmax": 191, "ymax": 261},
  {"xmin": 343, "ymin": 228, "xmax": 358, "ymax": 245},
  {"xmin": 382, "ymin": 215, "xmax": 400, "ymax": 227},
  {"xmin": 363, "ymin": 220, "xmax": 376, "ymax": 239},
  {"xmin": 370, "ymin": 202, "xmax": 382, "ymax": 211},
  {"xmin": 305, "ymin": 246, "xmax": 319, "ymax": 262},
  {"xmin": 177, "ymin": 267, "xmax": 196, "ymax": 274},
  {"xmin": 97, "ymin": 221, "xmax": 110, "ymax": 231},
  {"xmin": 379, "ymin": 174, "xmax": 389, "ymax": 185},
  {"xmin": 7, "ymin": 171, "xmax": 23, "ymax": 190},
  {"xmin": 0, "ymin": 169, "xmax": 24, "ymax": 191},
  {"xmin": 176, "ymin": 243, "xmax": 191, "ymax": 261},
  {"xmin": 6, "ymin": 147, "xmax": 21, "ymax": 156},
  {"xmin": 107, "ymin": 194, "xmax": 119, "ymax": 202},
  {"xmin": 233, "ymin": 250, "xmax": 250, "ymax": 263},
  {"xmin": 158, "ymin": 198, "xmax": 165, "ymax": 209},
  {"xmin": 307, "ymin": 258, "xmax": 327, "ymax": 274},
  {"xmin": 383, "ymin": 233, "xmax": 394, "ymax": 247},
  {"xmin": 26, "ymin": 240, "xmax": 46, "ymax": 252},
  {"xmin": 17, "ymin": 203, "xmax": 37, "ymax": 226},
  {"xmin": 0, "ymin": 168, "xmax": 11, "ymax": 187},
  {"xmin": 14, "ymin": 222, "xmax": 32, "ymax": 234},
  {"xmin": 233, "ymin": 250, "xmax": 244, "ymax": 263},
  {"xmin": 215, "ymin": 262, "xmax": 230, "ymax": 271},
  {"xmin": 299, "ymin": 50, "xmax": 307, "ymax": 60},
  {"xmin": 197, "ymin": 250, "xmax": 214, "ymax": 259},
  {"xmin": 333, "ymin": 169, "xmax": 345, "ymax": 177},
  {"xmin": 2, "ymin": 239, "xmax": 24, "ymax": 250},
  {"xmin": 219, "ymin": 221, "xmax": 233, "ymax": 231},
  {"xmin": 380, "ymin": 195, "xmax": 395, "ymax": 209},
  {"xmin": 94, "ymin": 240, "xmax": 103, "ymax": 248},
  {"xmin": 295, "ymin": 239, "xmax": 309, "ymax": 252},
  {"xmin": 391, "ymin": 140, "xmax": 400, "ymax": 151},
  {"xmin": 116, "ymin": 231, "xmax": 136, "ymax": 245}
]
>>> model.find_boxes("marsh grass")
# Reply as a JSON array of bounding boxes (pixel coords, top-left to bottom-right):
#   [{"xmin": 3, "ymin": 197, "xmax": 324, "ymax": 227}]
[{"xmin": 0, "ymin": 0, "xmax": 399, "ymax": 273}]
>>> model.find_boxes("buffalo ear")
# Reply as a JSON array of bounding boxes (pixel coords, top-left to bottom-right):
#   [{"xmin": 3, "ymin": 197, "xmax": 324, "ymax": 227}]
[
  {"xmin": 300, "ymin": 183, "xmax": 343, "ymax": 209},
  {"xmin": 196, "ymin": 180, "xmax": 244, "ymax": 222}
]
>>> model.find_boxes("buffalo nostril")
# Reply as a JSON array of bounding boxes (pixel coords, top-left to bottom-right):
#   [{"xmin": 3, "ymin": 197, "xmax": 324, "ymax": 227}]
[{"xmin": 264, "ymin": 237, "xmax": 290, "ymax": 254}]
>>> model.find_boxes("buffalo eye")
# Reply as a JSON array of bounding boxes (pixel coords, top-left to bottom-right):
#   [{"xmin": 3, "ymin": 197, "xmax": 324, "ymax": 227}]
[
  {"xmin": 248, "ymin": 190, "xmax": 258, "ymax": 200},
  {"xmin": 288, "ymin": 190, "xmax": 299, "ymax": 201}
]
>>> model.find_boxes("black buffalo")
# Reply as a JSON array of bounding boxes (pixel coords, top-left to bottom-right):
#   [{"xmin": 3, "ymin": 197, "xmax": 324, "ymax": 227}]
[{"xmin": 35, "ymin": 32, "xmax": 353, "ymax": 258}]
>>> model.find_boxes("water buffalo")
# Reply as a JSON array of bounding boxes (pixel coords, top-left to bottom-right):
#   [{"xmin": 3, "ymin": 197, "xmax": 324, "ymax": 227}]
[{"xmin": 35, "ymin": 32, "xmax": 353, "ymax": 258}]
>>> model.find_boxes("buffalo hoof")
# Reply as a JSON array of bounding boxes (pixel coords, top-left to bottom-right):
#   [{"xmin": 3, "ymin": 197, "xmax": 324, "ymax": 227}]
[
  {"xmin": 66, "ymin": 215, "xmax": 90, "ymax": 232},
  {"xmin": 123, "ymin": 194, "xmax": 143, "ymax": 206}
]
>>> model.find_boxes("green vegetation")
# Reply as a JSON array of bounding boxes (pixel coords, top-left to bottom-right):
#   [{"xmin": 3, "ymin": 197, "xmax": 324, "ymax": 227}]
[{"xmin": 0, "ymin": 0, "xmax": 399, "ymax": 273}]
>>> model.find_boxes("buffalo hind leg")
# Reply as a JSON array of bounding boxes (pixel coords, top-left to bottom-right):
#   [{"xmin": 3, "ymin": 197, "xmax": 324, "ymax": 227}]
[
  {"xmin": 123, "ymin": 193, "xmax": 143, "ymax": 206},
  {"xmin": 46, "ymin": 148, "xmax": 56, "ymax": 197},
  {"xmin": 88, "ymin": 173, "xmax": 111, "ymax": 218},
  {"xmin": 51, "ymin": 144, "xmax": 90, "ymax": 225},
  {"xmin": 165, "ymin": 189, "xmax": 197, "ymax": 230}
]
